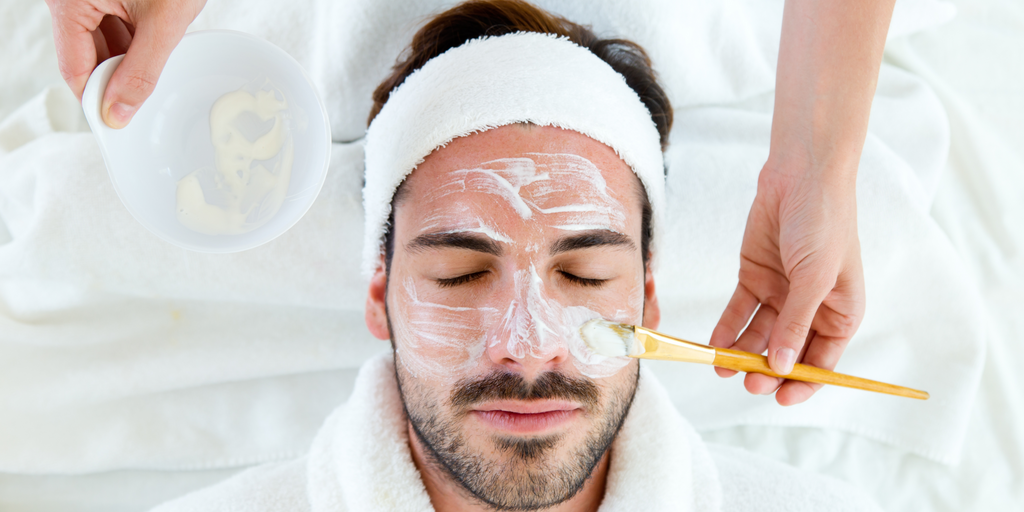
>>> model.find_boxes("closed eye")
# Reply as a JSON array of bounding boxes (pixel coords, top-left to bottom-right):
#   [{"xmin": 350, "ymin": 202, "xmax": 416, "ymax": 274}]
[
  {"xmin": 559, "ymin": 271, "xmax": 607, "ymax": 287},
  {"xmin": 436, "ymin": 272, "xmax": 487, "ymax": 288}
]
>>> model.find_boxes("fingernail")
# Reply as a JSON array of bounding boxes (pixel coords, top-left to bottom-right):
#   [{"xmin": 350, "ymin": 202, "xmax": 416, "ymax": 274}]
[
  {"xmin": 106, "ymin": 102, "xmax": 137, "ymax": 129},
  {"xmin": 775, "ymin": 348, "xmax": 796, "ymax": 375}
]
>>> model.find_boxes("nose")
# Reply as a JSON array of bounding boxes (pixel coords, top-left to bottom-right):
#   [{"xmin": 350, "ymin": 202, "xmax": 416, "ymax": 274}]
[{"xmin": 484, "ymin": 266, "xmax": 571, "ymax": 380}]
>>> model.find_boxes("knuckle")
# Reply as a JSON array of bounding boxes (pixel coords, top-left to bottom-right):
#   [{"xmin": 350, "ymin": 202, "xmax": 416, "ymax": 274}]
[
  {"xmin": 120, "ymin": 71, "xmax": 159, "ymax": 95},
  {"xmin": 793, "ymin": 266, "xmax": 835, "ymax": 291},
  {"xmin": 57, "ymin": 64, "xmax": 87, "ymax": 91},
  {"xmin": 832, "ymin": 313, "xmax": 859, "ymax": 334},
  {"xmin": 746, "ymin": 324, "xmax": 770, "ymax": 345},
  {"xmin": 762, "ymin": 294, "xmax": 785, "ymax": 312},
  {"xmin": 725, "ymin": 301, "xmax": 748, "ymax": 322},
  {"xmin": 829, "ymin": 311, "xmax": 862, "ymax": 338},
  {"xmin": 736, "ymin": 265, "xmax": 759, "ymax": 282},
  {"xmin": 821, "ymin": 336, "xmax": 850, "ymax": 353},
  {"xmin": 783, "ymin": 319, "xmax": 811, "ymax": 339},
  {"xmin": 57, "ymin": 63, "xmax": 76, "ymax": 83}
]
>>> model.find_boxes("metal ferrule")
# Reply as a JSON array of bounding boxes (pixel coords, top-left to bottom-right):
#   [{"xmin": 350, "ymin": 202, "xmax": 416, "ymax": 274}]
[{"xmin": 632, "ymin": 326, "xmax": 716, "ymax": 364}]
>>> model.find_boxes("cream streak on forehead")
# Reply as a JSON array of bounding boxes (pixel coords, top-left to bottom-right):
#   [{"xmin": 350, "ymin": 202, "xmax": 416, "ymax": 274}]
[{"xmin": 420, "ymin": 153, "xmax": 627, "ymax": 238}]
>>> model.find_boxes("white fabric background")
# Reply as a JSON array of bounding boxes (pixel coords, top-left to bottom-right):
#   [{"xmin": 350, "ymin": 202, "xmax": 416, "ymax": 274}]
[
  {"xmin": 0, "ymin": 0, "xmax": 1019, "ymax": 510},
  {"xmin": 702, "ymin": 3, "xmax": 1024, "ymax": 510}
]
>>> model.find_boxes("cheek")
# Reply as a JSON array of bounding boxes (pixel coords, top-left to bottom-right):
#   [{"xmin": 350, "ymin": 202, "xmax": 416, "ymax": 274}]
[
  {"xmin": 389, "ymin": 277, "xmax": 495, "ymax": 381},
  {"xmin": 393, "ymin": 357, "xmax": 454, "ymax": 429},
  {"xmin": 559, "ymin": 271, "xmax": 646, "ymax": 324}
]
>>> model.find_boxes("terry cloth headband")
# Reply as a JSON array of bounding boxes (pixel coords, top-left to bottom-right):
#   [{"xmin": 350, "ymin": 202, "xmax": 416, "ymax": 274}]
[{"xmin": 362, "ymin": 31, "xmax": 665, "ymax": 277}]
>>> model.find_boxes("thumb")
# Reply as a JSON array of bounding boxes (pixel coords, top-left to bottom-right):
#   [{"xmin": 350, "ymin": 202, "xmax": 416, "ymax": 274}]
[
  {"xmin": 101, "ymin": 19, "xmax": 187, "ymax": 129},
  {"xmin": 768, "ymin": 275, "xmax": 829, "ymax": 375}
]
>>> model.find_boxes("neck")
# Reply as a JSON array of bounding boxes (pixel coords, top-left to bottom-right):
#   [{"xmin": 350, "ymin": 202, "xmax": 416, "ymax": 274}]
[{"xmin": 407, "ymin": 422, "xmax": 610, "ymax": 512}]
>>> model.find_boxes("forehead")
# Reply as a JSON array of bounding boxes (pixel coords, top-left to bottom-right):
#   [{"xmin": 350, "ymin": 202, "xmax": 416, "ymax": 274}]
[{"xmin": 397, "ymin": 125, "xmax": 641, "ymax": 218}]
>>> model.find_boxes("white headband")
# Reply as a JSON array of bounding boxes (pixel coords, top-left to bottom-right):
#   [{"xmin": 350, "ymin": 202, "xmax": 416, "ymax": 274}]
[{"xmin": 362, "ymin": 32, "xmax": 665, "ymax": 277}]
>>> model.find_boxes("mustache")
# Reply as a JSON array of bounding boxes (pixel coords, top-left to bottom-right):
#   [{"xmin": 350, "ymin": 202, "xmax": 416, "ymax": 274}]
[{"xmin": 450, "ymin": 370, "xmax": 600, "ymax": 409}]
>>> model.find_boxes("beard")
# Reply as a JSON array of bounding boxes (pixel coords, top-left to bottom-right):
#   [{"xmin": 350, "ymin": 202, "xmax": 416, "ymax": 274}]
[{"xmin": 394, "ymin": 352, "xmax": 639, "ymax": 511}]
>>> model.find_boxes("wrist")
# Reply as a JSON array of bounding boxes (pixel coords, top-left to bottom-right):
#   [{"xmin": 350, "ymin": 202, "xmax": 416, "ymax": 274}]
[{"xmin": 761, "ymin": 150, "xmax": 859, "ymax": 191}]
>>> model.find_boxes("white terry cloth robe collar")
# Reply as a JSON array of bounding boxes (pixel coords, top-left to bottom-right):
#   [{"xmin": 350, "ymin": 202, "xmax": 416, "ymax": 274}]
[
  {"xmin": 150, "ymin": 353, "xmax": 882, "ymax": 512},
  {"xmin": 308, "ymin": 354, "xmax": 716, "ymax": 512}
]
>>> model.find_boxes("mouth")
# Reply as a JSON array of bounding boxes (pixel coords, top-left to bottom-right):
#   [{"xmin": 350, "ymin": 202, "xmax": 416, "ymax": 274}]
[{"xmin": 471, "ymin": 400, "xmax": 581, "ymax": 434}]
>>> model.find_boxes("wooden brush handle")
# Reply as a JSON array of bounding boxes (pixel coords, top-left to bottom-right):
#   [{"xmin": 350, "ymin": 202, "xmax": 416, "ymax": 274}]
[{"xmin": 712, "ymin": 347, "xmax": 929, "ymax": 400}]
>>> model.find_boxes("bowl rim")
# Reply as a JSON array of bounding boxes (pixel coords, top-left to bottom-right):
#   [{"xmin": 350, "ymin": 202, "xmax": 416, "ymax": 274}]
[{"xmin": 82, "ymin": 29, "xmax": 333, "ymax": 254}]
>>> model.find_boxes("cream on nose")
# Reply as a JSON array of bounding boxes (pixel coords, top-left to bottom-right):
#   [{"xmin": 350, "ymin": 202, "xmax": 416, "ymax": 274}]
[{"xmin": 486, "ymin": 265, "xmax": 570, "ymax": 371}]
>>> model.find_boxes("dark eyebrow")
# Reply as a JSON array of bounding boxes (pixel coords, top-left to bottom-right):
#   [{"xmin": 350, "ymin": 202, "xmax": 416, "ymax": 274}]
[
  {"xmin": 550, "ymin": 230, "xmax": 636, "ymax": 256},
  {"xmin": 406, "ymin": 232, "xmax": 503, "ymax": 256}
]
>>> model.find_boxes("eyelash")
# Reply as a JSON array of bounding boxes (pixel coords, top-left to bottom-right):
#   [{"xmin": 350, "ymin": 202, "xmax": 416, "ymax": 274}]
[
  {"xmin": 436, "ymin": 271, "xmax": 608, "ymax": 288},
  {"xmin": 436, "ymin": 272, "xmax": 486, "ymax": 288},
  {"xmin": 560, "ymin": 271, "xmax": 607, "ymax": 287}
]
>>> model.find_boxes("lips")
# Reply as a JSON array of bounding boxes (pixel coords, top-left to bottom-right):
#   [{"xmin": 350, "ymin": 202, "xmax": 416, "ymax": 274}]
[{"xmin": 472, "ymin": 401, "xmax": 581, "ymax": 434}]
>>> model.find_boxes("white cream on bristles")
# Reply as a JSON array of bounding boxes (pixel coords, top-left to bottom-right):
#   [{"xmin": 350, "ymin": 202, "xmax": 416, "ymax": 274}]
[
  {"xmin": 176, "ymin": 81, "xmax": 293, "ymax": 235},
  {"xmin": 579, "ymin": 319, "xmax": 646, "ymax": 358}
]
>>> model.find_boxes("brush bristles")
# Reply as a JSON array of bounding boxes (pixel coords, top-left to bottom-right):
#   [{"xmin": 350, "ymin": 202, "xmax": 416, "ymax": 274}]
[{"xmin": 579, "ymin": 319, "xmax": 640, "ymax": 357}]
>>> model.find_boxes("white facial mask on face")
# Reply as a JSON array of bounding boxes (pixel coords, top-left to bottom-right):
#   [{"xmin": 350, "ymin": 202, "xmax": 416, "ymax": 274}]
[
  {"xmin": 422, "ymin": 153, "xmax": 627, "ymax": 234},
  {"xmin": 390, "ymin": 153, "xmax": 645, "ymax": 381}
]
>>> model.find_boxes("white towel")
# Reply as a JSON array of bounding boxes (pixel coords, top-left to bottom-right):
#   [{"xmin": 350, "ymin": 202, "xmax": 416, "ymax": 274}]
[
  {"xmin": 0, "ymin": 0, "xmax": 980, "ymax": 477},
  {"xmin": 149, "ymin": 352, "xmax": 882, "ymax": 512}
]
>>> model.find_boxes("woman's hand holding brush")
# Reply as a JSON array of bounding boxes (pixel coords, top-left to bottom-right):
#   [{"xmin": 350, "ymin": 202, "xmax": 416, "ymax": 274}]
[{"xmin": 710, "ymin": 0, "xmax": 895, "ymax": 406}]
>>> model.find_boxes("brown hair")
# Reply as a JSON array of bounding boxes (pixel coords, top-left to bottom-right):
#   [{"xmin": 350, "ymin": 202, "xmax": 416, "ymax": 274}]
[
  {"xmin": 368, "ymin": 0, "xmax": 673, "ymax": 151},
  {"xmin": 378, "ymin": 0, "xmax": 669, "ymax": 273}
]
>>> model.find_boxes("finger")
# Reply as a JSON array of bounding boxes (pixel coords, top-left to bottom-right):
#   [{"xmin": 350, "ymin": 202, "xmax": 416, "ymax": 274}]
[
  {"xmin": 803, "ymin": 269, "xmax": 865, "ymax": 367},
  {"xmin": 91, "ymin": 27, "xmax": 111, "ymax": 64},
  {"xmin": 775, "ymin": 379, "xmax": 822, "ymax": 406},
  {"xmin": 715, "ymin": 304, "xmax": 778, "ymax": 378},
  {"xmin": 744, "ymin": 372, "xmax": 783, "ymax": 395},
  {"xmin": 773, "ymin": 263, "xmax": 864, "ymax": 402},
  {"xmin": 800, "ymin": 331, "xmax": 850, "ymax": 372},
  {"xmin": 47, "ymin": 3, "xmax": 105, "ymax": 100},
  {"xmin": 710, "ymin": 284, "xmax": 759, "ymax": 378},
  {"xmin": 774, "ymin": 330, "xmax": 821, "ymax": 405},
  {"xmin": 731, "ymin": 304, "xmax": 778, "ymax": 354},
  {"xmin": 709, "ymin": 284, "xmax": 759, "ymax": 349},
  {"xmin": 712, "ymin": 366, "xmax": 739, "ymax": 378},
  {"xmin": 767, "ymin": 273, "xmax": 830, "ymax": 375},
  {"xmin": 98, "ymin": 14, "xmax": 133, "ymax": 56},
  {"xmin": 101, "ymin": 17, "xmax": 189, "ymax": 129},
  {"xmin": 743, "ymin": 315, "xmax": 795, "ymax": 394}
]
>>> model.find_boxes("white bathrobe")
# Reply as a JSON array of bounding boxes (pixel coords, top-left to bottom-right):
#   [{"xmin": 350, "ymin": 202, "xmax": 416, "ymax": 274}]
[{"xmin": 150, "ymin": 353, "xmax": 881, "ymax": 512}]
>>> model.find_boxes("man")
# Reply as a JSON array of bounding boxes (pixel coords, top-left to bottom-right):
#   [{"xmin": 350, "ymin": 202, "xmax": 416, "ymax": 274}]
[
  {"xmin": 364, "ymin": 124, "xmax": 655, "ymax": 511},
  {"xmin": 151, "ymin": 6, "xmax": 880, "ymax": 508}
]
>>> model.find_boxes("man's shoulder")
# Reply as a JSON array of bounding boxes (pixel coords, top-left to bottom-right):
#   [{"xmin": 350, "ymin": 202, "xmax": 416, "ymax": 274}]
[
  {"xmin": 149, "ymin": 457, "xmax": 313, "ymax": 512},
  {"xmin": 707, "ymin": 443, "xmax": 882, "ymax": 512}
]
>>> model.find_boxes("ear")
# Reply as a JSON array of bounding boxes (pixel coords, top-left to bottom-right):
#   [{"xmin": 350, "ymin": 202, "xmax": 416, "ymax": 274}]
[
  {"xmin": 641, "ymin": 262, "xmax": 660, "ymax": 330},
  {"xmin": 365, "ymin": 260, "xmax": 391, "ymax": 340}
]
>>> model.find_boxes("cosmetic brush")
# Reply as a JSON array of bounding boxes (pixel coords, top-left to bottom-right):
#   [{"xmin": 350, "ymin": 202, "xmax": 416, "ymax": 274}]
[{"xmin": 579, "ymin": 319, "xmax": 929, "ymax": 400}]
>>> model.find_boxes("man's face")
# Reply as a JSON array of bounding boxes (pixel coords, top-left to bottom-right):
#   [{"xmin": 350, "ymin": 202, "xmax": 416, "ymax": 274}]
[{"xmin": 365, "ymin": 125, "xmax": 659, "ymax": 509}]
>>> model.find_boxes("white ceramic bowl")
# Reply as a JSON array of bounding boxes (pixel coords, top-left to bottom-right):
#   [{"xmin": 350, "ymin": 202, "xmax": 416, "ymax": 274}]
[{"xmin": 82, "ymin": 30, "xmax": 331, "ymax": 253}]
